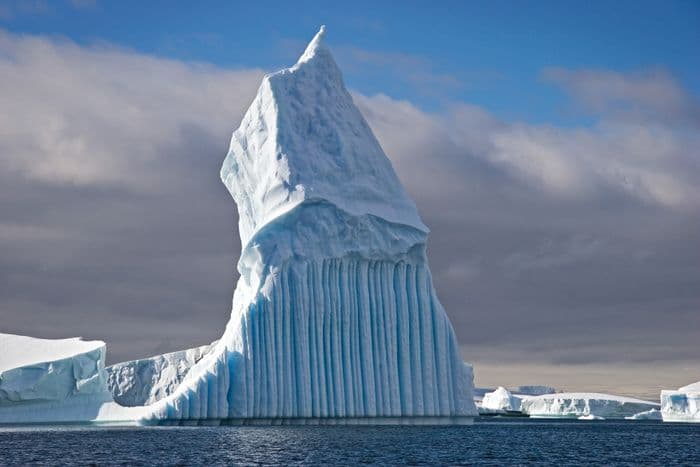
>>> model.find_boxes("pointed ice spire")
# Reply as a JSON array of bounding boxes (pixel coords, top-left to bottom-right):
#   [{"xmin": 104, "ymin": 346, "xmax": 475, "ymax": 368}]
[
  {"xmin": 295, "ymin": 25, "xmax": 326, "ymax": 66},
  {"xmin": 221, "ymin": 25, "xmax": 428, "ymax": 248}
]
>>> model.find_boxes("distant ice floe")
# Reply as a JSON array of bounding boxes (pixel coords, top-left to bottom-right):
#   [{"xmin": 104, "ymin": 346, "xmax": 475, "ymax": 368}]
[{"xmin": 520, "ymin": 392, "xmax": 659, "ymax": 419}]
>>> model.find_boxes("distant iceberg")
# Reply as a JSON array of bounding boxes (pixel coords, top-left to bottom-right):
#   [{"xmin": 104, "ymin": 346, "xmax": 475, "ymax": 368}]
[
  {"xmin": 479, "ymin": 387, "xmax": 522, "ymax": 414},
  {"xmin": 661, "ymin": 381, "xmax": 700, "ymax": 423},
  {"xmin": 520, "ymin": 392, "xmax": 659, "ymax": 419}
]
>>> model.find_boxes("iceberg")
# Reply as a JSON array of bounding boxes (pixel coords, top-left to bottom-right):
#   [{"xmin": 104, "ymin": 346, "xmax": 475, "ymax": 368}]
[
  {"xmin": 107, "ymin": 342, "xmax": 216, "ymax": 407},
  {"xmin": 0, "ymin": 333, "xmax": 110, "ymax": 406},
  {"xmin": 0, "ymin": 333, "xmax": 145, "ymax": 423},
  {"xmin": 661, "ymin": 381, "xmax": 700, "ymax": 423},
  {"xmin": 479, "ymin": 386, "xmax": 522, "ymax": 414},
  {"xmin": 0, "ymin": 27, "xmax": 475, "ymax": 425},
  {"xmin": 141, "ymin": 25, "xmax": 476, "ymax": 424},
  {"xmin": 520, "ymin": 392, "xmax": 659, "ymax": 419},
  {"xmin": 472, "ymin": 387, "xmax": 495, "ymax": 402}
]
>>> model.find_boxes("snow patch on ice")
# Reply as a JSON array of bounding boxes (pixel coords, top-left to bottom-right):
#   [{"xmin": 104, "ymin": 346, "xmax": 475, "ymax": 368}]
[{"xmin": 0, "ymin": 333, "xmax": 104, "ymax": 372}]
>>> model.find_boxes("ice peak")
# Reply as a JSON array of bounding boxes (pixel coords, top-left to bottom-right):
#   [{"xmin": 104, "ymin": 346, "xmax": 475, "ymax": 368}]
[
  {"xmin": 295, "ymin": 25, "xmax": 327, "ymax": 66},
  {"xmin": 222, "ymin": 25, "xmax": 428, "ymax": 249}
]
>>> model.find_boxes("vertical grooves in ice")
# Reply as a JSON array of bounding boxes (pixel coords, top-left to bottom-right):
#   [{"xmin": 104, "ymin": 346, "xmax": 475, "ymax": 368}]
[{"xmin": 145, "ymin": 257, "xmax": 474, "ymax": 421}]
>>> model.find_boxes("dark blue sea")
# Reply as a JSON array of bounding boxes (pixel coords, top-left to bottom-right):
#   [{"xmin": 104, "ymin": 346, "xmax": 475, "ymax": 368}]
[{"xmin": 1, "ymin": 419, "xmax": 698, "ymax": 466}]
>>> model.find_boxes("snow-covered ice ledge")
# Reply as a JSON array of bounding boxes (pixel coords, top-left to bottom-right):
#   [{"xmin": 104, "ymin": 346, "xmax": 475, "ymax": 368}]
[{"xmin": 0, "ymin": 333, "xmax": 148, "ymax": 424}]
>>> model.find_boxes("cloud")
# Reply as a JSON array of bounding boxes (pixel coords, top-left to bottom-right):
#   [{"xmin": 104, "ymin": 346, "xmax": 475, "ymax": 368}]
[
  {"xmin": 355, "ymin": 84, "xmax": 700, "ymax": 208},
  {"xmin": 354, "ymin": 81, "xmax": 700, "ymax": 382},
  {"xmin": 503, "ymin": 235, "xmax": 603, "ymax": 274},
  {"xmin": 0, "ymin": 29, "xmax": 262, "ymax": 362},
  {"xmin": 336, "ymin": 47, "xmax": 470, "ymax": 99},
  {"xmin": 0, "ymin": 30, "xmax": 263, "ymax": 192},
  {"xmin": 542, "ymin": 67, "xmax": 700, "ymax": 126},
  {"xmin": 0, "ymin": 29, "xmax": 697, "ymax": 395}
]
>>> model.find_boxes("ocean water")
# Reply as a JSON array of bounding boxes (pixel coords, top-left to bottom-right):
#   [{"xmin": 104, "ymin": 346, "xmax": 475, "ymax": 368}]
[{"xmin": 1, "ymin": 419, "xmax": 698, "ymax": 465}]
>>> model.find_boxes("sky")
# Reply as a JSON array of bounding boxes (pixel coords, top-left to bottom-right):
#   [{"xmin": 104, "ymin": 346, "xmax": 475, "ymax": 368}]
[{"xmin": 1, "ymin": 0, "xmax": 698, "ymax": 400}]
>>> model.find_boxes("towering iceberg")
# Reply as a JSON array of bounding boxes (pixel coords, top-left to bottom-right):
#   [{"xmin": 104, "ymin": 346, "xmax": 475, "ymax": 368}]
[
  {"xmin": 661, "ymin": 381, "xmax": 700, "ymax": 423},
  {"xmin": 142, "ymin": 26, "xmax": 476, "ymax": 423}
]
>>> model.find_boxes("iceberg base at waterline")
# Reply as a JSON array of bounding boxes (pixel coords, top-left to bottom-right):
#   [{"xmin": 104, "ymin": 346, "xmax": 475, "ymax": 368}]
[
  {"xmin": 0, "ymin": 332, "xmax": 474, "ymax": 426},
  {"xmin": 150, "ymin": 415, "xmax": 474, "ymax": 427}
]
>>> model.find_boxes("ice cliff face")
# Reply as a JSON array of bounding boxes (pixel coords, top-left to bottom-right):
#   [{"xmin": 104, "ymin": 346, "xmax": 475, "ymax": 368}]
[
  {"xmin": 142, "ymin": 26, "xmax": 476, "ymax": 423},
  {"xmin": 0, "ymin": 333, "xmax": 110, "ymax": 406},
  {"xmin": 661, "ymin": 381, "xmax": 700, "ymax": 423},
  {"xmin": 520, "ymin": 392, "xmax": 659, "ymax": 419},
  {"xmin": 0, "ymin": 333, "xmax": 124, "ymax": 423},
  {"xmin": 107, "ymin": 342, "xmax": 215, "ymax": 407}
]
